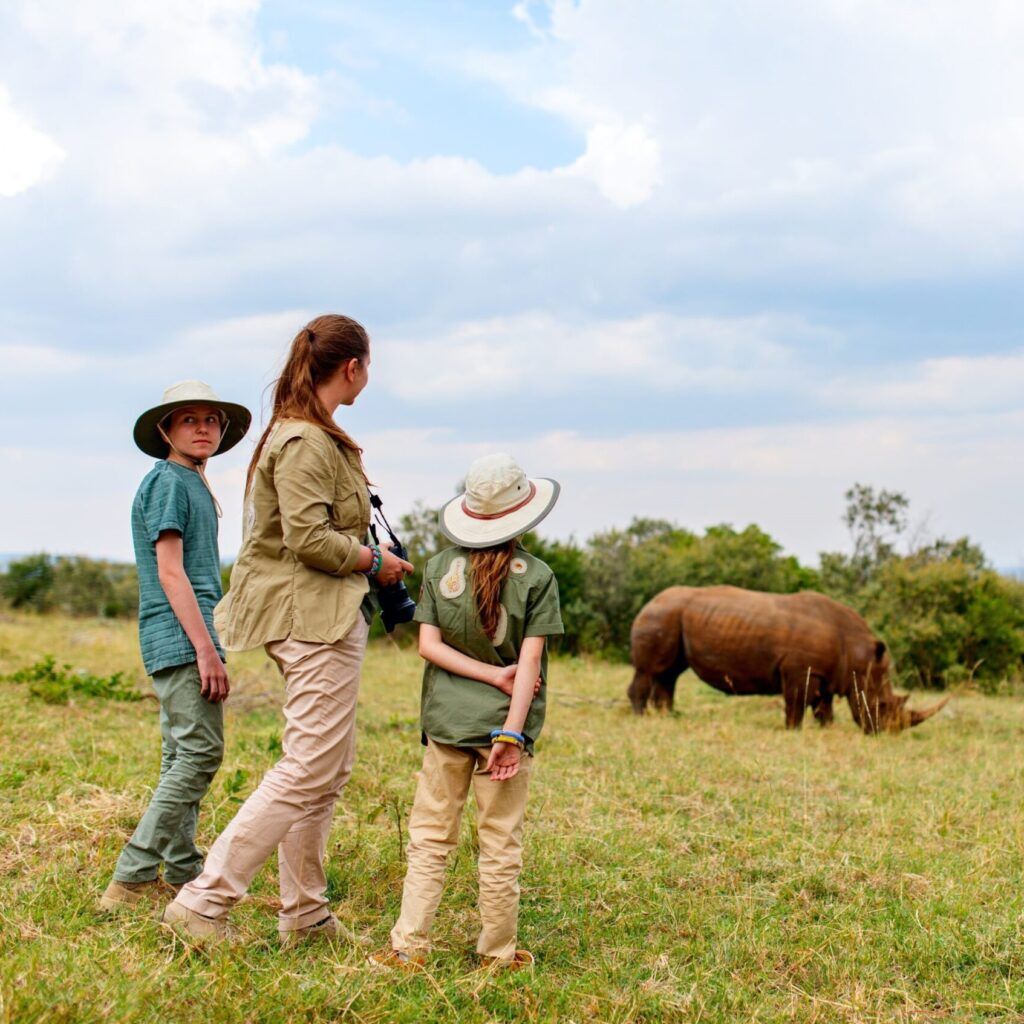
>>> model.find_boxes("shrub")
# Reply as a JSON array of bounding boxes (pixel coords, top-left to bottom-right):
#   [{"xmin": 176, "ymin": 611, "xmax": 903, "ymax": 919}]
[
  {"xmin": 4, "ymin": 656, "xmax": 142, "ymax": 705},
  {"xmin": 0, "ymin": 554, "xmax": 138, "ymax": 618},
  {"xmin": 862, "ymin": 558, "xmax": 1024, "ymax": 690},
  {"xmin": 1, "ymin": 554, "xmax": 55, "ymax": 611}
]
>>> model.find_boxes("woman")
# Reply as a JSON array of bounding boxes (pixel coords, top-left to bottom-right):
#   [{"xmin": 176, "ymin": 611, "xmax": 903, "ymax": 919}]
[{"xmin": 163, "ymin": 314, "xmax": 412, "ymax": 945}]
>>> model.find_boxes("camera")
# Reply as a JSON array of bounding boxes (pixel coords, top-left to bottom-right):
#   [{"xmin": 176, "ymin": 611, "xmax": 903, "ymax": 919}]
[
  {"xmin": 368, "ymin": 493, "xmax": 417, "ymax": 633},
  {"xmin": 375, "ymin": 539, "xmax": 417, "ymax": 633}
]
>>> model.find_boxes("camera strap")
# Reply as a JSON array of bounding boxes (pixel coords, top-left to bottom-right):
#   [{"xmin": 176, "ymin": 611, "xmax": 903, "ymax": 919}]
[{"xmin": 368, "ymin": 490, "xmax": 400, "ymax": 547}]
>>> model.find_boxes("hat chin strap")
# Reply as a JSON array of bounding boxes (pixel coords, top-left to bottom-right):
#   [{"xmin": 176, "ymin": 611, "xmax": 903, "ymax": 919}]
[{"xmin": 158, "ymin": 423, "xmax": 224, "ymax": 519}]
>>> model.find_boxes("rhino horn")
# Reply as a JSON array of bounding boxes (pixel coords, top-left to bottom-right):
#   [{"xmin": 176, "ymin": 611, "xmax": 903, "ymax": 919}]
[{"xmin": 905, "ymin": 696, "xmax": 951, "ymax": 728}]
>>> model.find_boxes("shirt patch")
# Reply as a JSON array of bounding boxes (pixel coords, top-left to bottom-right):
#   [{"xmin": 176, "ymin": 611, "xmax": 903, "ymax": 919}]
[
  {"xmin": 439, "ymin": 557, "xmax": 467, "ymax": 599},
  {"xmin": 510, "ymin": 557, "xmax": 528, "ymax": 576},
  {"xmin": 493, "ymin": 605, "xmax": 508, "ymax": 646}
]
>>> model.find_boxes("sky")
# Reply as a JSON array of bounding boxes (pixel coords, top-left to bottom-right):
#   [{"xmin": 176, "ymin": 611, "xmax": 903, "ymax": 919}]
[{"xmin": 1, "ymin": 0, "xmax": 1023, "ymax": 568}]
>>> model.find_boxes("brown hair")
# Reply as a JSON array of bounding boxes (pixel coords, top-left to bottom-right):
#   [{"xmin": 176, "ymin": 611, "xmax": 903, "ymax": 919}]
[
  {"xmin": 470, "ymin": 539, "xmax": 518, "ymax": 640},
  {"xmin": 246, "ymin": 314, "xmax": 370, "ymax": 493}
]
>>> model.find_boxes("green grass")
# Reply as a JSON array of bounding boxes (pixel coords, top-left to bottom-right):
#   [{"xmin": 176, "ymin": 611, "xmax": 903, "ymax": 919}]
[{"xmin": 1, "ymin": 611, "xmax": 1023, "ymax": 1023}]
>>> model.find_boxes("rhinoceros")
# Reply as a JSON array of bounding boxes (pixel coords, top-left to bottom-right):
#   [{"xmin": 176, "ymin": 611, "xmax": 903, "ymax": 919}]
[{"xmin": 627, "ymin": 585, "xmax": 948, "ymax": 732}]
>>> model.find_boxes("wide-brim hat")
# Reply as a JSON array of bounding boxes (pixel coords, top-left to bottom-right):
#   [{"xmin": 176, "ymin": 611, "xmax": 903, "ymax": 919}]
[
  {"xmin": 133, "ymin": 380, "xmax": 252, "ymax": 459},
  {"xmin": 439, "ymin": 453, "xmax": 560, "ymax": 549}
]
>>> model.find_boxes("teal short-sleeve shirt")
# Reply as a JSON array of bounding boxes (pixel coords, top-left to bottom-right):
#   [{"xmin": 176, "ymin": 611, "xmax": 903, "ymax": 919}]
[
  {"xmin": 132, "ymin": 461, "xmax": 224, "ymax": 675},
  {"xmin": 413, "ymin": 543, "xmax": 564, "ymax": 754}
]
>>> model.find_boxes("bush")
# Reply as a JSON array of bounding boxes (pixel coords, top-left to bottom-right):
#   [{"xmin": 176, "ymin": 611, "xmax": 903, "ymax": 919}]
[
  {"xmin": 0, "ymin": 555, "xmax": 137, "ymax": 618},
  {"xmin": 1, "ymin": 554, "xmax": 55, "ymax": 610},
  {"xmin": 4, "ymin": 656, "xmax": 142, "ymax": 705},
  {"xmin": 862, "ymin": 558, "xmax": 1024, "ymax": 690}
]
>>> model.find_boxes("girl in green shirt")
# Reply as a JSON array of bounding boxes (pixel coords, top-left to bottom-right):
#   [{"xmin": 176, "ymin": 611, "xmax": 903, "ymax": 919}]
[{"xmin": 373, "ymin": 453, "xmax": 563, "ymax": 971}]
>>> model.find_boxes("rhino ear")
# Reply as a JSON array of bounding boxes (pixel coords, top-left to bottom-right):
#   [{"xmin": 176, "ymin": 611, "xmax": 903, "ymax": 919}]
[{"xmin": 875, "ymin": 640, "xmax": 887, "ymax": 662}]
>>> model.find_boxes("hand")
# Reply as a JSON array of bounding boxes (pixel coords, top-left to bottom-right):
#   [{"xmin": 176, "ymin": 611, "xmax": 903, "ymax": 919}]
[
  {"xmin": 492, "ymin": 664, "xmax": 542, "ymax": 698},
  {"xmin": 486, "ymin": 741, "xmax": 521, "ymax": 781},
  {"xmin": 376, "ymin": 544, "xmax": 414, "ymax": 585},
  {"xmin": 197, "ymin": 647, "xmax": 230, "ymax": 703}
]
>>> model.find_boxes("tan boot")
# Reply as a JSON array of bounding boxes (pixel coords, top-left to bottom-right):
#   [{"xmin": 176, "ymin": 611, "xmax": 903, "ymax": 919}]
[
  {"xmin": 279, "ymin": 913, "xmax": 364, "ymax": 949},
  {"xmin": 160, "ymin": 900, "xmax": 233, "ymax": 943},
  {"xmin": 366, "ymin": 947, "xmax": 426, "ymax": 972},
  {"xmin": 478, "ymin": 949, "xmax": 535, "ymax": 972},
  {"xmin": 97, "ymin": 878, "xmax": 165, "ymax": 913}
]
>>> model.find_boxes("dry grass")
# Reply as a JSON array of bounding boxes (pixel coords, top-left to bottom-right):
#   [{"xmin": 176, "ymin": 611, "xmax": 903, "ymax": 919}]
[{"xmin": 1, "ymin": 611, "xmax": 1023, "ymax": 1022}]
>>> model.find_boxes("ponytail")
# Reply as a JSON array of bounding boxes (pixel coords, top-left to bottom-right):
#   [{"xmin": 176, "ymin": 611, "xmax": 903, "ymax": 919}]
[{"xmin": 470, "ymin": 539, "xmax": 518, "ymax": 640}]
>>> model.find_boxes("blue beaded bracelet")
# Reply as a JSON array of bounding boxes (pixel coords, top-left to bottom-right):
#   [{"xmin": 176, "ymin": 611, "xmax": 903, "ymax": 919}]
[
  {"xmin": 362, "ymin": 543, "xmax": 382, "ymax": 577},
  {"xmin": 490, "ymin": 728, "xmax": 526, "ymax": 745}
]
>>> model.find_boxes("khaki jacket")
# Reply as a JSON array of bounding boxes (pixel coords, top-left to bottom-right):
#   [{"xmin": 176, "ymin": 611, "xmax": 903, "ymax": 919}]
[{"xmin": 215, "ymin": 419, "xmax": 370, "ymax": 650}]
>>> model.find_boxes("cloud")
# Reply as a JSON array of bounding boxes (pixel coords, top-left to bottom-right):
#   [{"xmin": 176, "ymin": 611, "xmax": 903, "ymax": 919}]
[
  {"xmin": 557, "ymin": 118, "xmax": 662, "ymax": 207},
  {"xmin": 0, "ymin": 342, "xmax": 96, "ymax": 374},
  {"xmin": 827, "ymin": 349, "xmax": 1024, "ymax": 413},
  {"xmin": 337, "ymin": 407, "xmax": 1024, "ymax": 568},
  {"xmin": 462, "ymin": 0, "xmax": 1024, "ymax": 261},
  {"xmin": 380, "ymin": 311, "xmax": 833, "ymax": 400},
  {"xmin": 0, "ymin": 85, "xmax": 65, "ymax": 196}
]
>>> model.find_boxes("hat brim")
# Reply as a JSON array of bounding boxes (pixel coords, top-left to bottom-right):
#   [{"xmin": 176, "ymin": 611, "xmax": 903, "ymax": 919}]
[
  {"xmin": 439, "ymin": 478, "xmax": 560, "ymax": 549},
  {"xmin": 133, "ymin": 400, "xmax": 252, "ymax": 459}
]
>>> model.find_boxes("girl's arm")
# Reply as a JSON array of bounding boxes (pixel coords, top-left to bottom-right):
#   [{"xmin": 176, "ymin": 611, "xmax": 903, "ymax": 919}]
[
  {"xmin": 487, "ymin": 635, "xmax": 545, "ymax": 781},
  {"xmin": 155, "ymin": 531, "xmax": 229, "ymax": 703},
  {"xmin": 419, "ymin": 624, "xmax": 514, "ymax": 693},
  {"xmin": 418, "ymin": 624, "xmax": 539, "ymax": 697}
]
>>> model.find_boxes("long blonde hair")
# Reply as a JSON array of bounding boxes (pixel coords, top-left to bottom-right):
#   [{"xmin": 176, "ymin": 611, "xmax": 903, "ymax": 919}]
[
  {"xmin": 470, "ymin": 539, "xmax": 518, "ymax": 640},
  {"xmin": 246, "ymin": 314, "xmax": 369, "ymax": 493}
]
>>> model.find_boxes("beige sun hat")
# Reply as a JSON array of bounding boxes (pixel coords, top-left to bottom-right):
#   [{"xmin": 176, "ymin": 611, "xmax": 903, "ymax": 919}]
[
  {"xmin": 439, "ymin": 454, "xmax": 560, "ymax": 549},
  {"xmin": 133, "ymin": 381, "xmax": 252, "ymax": 459}
]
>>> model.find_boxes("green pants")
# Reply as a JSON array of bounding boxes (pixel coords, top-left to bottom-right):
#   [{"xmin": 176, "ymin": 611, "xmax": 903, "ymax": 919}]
[{"xmin": 113, "ymin": 661, "xmax": 224, "ymax": 885}]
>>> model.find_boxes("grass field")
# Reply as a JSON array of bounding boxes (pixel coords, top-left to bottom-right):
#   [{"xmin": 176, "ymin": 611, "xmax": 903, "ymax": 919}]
[{"xmin": 1, "ymin": 611, "xmax": 1023, "ymax": 1023}]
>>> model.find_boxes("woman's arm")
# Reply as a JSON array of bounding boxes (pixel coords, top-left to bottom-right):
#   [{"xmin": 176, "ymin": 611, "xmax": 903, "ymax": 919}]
[
  {"xmin": 155, "ymin": 531, "xmax": 229, "ymax": 702},
  {"xmin": 276, "ymin": 437, "xmax": 411, "ymax": 582},
  {"xmin": 486, "ymin": 635, "xmax": 545, "ymax": 780}
]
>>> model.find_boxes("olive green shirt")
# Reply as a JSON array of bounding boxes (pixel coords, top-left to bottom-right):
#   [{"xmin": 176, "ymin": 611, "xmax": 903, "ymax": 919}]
[
  {"xmin": 215, "ymin": 419, "xmax": 371, "ymax": 650},
  {"xmin": 413, "ymin": 544, "xmax": 564, "ymax": 754}
]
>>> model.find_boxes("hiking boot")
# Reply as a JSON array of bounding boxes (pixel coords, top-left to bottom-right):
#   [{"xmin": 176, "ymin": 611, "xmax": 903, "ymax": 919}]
[
  {"xmin": 98, "ymin": 878, "xmax": 166, "ymax": 913},
  {"xmin": 366, "ymin": 947, "xmax": 426, "ymax": 972},
  {"xmin": 279, "ymin": 913, "xmax": 363, "ymax": 949},
  {"xmin": 479, "ymin": 949, "xmax": 535, "ymax": 971},
  {"xmin": 160, "ymin": 900, "xmax": 233, "ymax": 944}
]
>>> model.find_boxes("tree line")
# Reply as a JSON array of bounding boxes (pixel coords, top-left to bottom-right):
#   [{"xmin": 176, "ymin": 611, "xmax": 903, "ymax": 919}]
[{"xmin": 3, "ymin": 485, "xmax": 1022, "ymax": 690}]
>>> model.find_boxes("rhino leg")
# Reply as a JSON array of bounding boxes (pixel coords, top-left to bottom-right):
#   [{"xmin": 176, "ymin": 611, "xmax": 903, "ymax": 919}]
[
  {"xmin": 811, "ymin": 693, "xmax": 834, "ymax": 727},
  {"xmin": 782, "ymin": 670, "xmax": 824, "ymax": 730},
  {"xmin": 650, "ymin": 671, "xmax": 678, "ymax": 712},
  {"xmin": 627, "ymin": 672, "xmax": 655, "ymax": 714},
  {"xmin": 783, "ymin": 688, "xmax": 807, "ymax": 729}
]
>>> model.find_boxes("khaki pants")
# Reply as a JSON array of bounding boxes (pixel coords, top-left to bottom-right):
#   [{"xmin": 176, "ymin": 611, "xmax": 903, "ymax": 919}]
[
  {"xmin": 390, "ymin": 739, "xmax": 532, "ymax": 961},
  {"xmin": 175, "ymin": 616, "xmax": 368, "ymax": 931}
]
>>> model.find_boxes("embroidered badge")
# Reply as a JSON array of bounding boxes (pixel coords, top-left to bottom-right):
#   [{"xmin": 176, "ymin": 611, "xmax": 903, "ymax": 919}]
[
  {"xmin": 493, "ymin": 605, "xmax": 509, "ymax": 646},
  {"xmin": 510, "ymin": 557, "xmax": 528, "ymax": 576},
  {"xmin": 439, "ymin": 557, "xmax": 467, "ymax": 599}
]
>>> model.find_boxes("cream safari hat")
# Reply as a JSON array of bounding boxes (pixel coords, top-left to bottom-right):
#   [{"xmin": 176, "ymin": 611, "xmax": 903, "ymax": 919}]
[
  {"xmin": 439, "ymin": 454, "xmax": 560, "ymax": 549},
  {"xmin": 133, "ymin": 381, "xmax": 252, "ymax": 459}
]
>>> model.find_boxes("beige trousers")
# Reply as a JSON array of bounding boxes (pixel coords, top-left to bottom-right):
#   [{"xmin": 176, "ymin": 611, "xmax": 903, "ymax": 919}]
[
  {"xmin": 390, "ymin": 739, "xmax": 532, "ymax": 960},
  {"xmin": 175, "ymin": 616, "xmax": 368, "ymax": 931}
]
